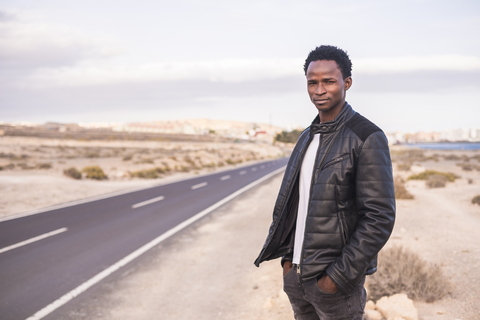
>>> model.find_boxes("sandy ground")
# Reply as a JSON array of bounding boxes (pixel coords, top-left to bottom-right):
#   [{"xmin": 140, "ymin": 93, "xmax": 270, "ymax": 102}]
[
  {"xmin": 3, "ymin": 138, "xmax": 480, "ymax": 319},
  {"xmin": 0, "ymin": 136, "xmax": 286, "ymax": 219}
]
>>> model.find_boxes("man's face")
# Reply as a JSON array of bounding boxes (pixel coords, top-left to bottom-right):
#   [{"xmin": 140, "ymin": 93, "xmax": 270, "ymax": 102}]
[{"xmin": 306, "ymin": 60, "xmax": 352, "ymax": 122}]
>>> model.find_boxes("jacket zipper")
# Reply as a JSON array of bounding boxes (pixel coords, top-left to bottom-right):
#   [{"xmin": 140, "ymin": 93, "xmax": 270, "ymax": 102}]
[{"xmin": 322, "ymin": 153, "xmax": 349, "ymax": 170}]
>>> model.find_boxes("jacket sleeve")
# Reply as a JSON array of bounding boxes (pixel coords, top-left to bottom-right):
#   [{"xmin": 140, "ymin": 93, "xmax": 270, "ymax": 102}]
[{"xmin": 326, "ymin": 131, "xmax": 396, "ymax": 293}]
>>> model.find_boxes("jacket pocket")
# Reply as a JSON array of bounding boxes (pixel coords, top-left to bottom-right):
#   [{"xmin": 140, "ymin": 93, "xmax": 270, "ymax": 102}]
[{"xmin": 322, "ymin": 153, "xmax": 350, "ymax": 170}]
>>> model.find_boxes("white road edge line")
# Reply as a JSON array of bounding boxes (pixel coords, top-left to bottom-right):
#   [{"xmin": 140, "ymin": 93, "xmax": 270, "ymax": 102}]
[
  {"xmin": 220, "ymin": 175, "xmax": 231, "ymax": 180},
  {"xmin": 0, "ymin": 228, "xmax": 68, "ymax": 254},
  {"xmin": 25, "ymin": 166, "xmax": 286, "ymax": 320},
  {"xmin": 191, "ymin": 182, "xmax": 208, "ymax": 189},
  {"xmin": 132, "ymin": 196, "xmax": 165, "ymax": 209}
]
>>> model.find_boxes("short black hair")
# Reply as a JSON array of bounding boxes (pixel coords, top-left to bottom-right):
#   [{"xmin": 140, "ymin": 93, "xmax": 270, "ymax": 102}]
[{"xmin": 303, "ymin": 45, "xmax": 352, "ymax": 79}]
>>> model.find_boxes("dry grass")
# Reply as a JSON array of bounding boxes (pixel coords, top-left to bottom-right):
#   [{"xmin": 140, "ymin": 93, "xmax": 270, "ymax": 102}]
[
  {"xmin": 426, "ymin": 174, "xmax": 448, "ymax": 188},
  {"xmin": 456, "ymin": 162, "xmax": 480, "ymax": 171},
  {"xmin": 394, "ymin": 176, "xmax": 414, "ymax": 199},
  {"xmin": 408, "ymin": 170, "xmax": 457, "ymax": 182},
  {"xmin": 396, "ymin": 163, "xmax": 412, "ymax": 171},
  {"xmin": 82, "ymin": 165, "xmax": 107, "ymax": 180},
  {"xmin": 390, "ymin": 149, "xmax": 438, "ymax": 163},
  {"xmin": 63, "ymin": 167, "xmax": 82, "ymax": 179},
  {"xmin": 472, "ymin": 195, "xmax": 480, "ymax": 205},
  {"xmin": 368, "ymin": 245, "xmax": 451, "ymax": 302},
  {"xmin": 130, "ymin": 168, "xmax": 159, "ymax": 179}
]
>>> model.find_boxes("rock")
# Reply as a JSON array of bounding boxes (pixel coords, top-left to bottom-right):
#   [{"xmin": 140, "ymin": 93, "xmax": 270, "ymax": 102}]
[
  {"xmin": 376, "ymin": 294, "xmax": 418, "ymax": 320},
  {"xmin": 263, "ymin": 297, "xmax": 274, "ymax": 309},
  {"xmin": 364, "ymin": 309, "xmax": 384, "ymax": 320},
  {"xmin": 365, "ymin": 300, "xmax": 376, "ymax": 310}
]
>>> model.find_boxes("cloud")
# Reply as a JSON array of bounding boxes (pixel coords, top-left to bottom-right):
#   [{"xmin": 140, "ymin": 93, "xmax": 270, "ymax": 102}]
[
  {"xmin": 14, "ymin": 54, "xmax": 480, "ymax": 89},
  {"xmin": 354, "ymin": 55, "xmax": 480, "ymax": 74},
  {"xmin": 0, "ymin": 10, "xmax": 122, "ymax": 71},
  {"xmin": 18, "ymin": 59, "xmax": 304, "ymax": 88}
]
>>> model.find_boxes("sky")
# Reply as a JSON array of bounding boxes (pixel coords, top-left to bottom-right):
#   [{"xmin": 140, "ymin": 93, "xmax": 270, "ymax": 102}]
[{"xmin": 0, "ymin": 0, "xmax": 479, "ymax": 132}]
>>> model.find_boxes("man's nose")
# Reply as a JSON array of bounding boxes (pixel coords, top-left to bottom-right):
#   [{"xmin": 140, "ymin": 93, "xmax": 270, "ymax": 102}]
[{"xmin": 315, "ymin": 84, "xmax": 326, "ymax": 95}]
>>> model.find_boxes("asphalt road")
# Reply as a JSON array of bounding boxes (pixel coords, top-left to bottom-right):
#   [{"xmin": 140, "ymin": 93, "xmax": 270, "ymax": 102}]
[{"xmin": 0, "ymin": 158, "xmax": 287, "ymax": 320}]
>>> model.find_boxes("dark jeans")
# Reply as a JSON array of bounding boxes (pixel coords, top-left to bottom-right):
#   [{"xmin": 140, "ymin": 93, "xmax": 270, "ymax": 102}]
[{"xmin": 283, "ymin": 266, "xmax": 366, "ymax": 320}]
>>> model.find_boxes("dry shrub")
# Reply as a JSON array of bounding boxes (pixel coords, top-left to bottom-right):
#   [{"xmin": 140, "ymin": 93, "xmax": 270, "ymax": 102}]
[
  {"xmin": 472, "ymin": 195, "xmax": 480, "ymax": 205},
  {"xmin": 2, "ymin": 163, "xmax": 15, "ymax": 170},
  {"xmin": 394, "ymin": 176, "xmax": 414, "ymax": 199},
  {"xmin": 444, "ymin": 154, "xmax": 461, "ymax": 160},
  {"xmin": 122, "ymin": 154, "xmax": 133, "ymax": 161},
  {"xmin": 368, "ymin": 245, "xmax": 450, "ymax": 302},
  {"xmin": 408, "ymin": 170, "xmax": 457, "ymax": 182},
  {"xmin": 131, "ymin": 168, "xmax": 159, "ymax": 179},
  {"xmin": 456, "ymin": 162, "xmax": 477, "ymax": 171},
  {"xmin": 37, "ymin": 163, "xmax": 52, "ymax": 169},
  {"xmin": 63, "ymin": 167, "xmax": 82, "ymax": 179},
  {"xmin": 82, "ymin": 165, "xmax": 107, "ymax": 180},
  {"xmin": 18, "ymin": 162, "xmax": 36, "ymax": 170},
  {"xmin": 426, "ymin": 174, "xmax": 447, "ymax": 188},
  {"xmin": 396, "ymin": 163, "xmax": 411, "ymax": 171}
]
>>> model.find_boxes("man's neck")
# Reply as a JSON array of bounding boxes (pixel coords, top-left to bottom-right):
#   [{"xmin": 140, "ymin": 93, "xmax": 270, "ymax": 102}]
[{"xmin": 319, "ymin": 102, "xmax": 346, "ymax": 123}]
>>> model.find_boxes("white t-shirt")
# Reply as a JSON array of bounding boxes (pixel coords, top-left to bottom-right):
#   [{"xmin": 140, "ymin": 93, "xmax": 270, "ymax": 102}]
[{"xmin": 292, "ymin": 133, "xmax": 320, "ymax": 264}]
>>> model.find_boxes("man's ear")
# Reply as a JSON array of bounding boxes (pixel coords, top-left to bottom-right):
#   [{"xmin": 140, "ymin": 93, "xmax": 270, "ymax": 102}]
[{"xmin": 344, "ymin": 77, "xmax": 352, "ymax": 91}]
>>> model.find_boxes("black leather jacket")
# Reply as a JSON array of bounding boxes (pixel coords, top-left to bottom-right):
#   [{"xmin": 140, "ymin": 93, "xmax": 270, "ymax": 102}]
[{"xmin": 254, "ymin": 103, "xmax": 395, "ymax": 294}]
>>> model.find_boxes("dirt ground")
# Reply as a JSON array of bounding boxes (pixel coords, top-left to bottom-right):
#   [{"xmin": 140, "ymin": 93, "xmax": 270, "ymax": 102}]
[
  {"xmin": 2, "ymin": 138, "xmax": 480, "ymax": 319},
  {"xmin": 0, "ymin": 136, "xmax": 285, "ymax": 219}
]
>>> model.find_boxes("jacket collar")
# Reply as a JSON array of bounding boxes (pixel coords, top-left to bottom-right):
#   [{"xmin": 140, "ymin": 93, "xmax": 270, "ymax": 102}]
[{"xmin": 309, "ymin": 102, "xmax": 355, "ymax": 135}]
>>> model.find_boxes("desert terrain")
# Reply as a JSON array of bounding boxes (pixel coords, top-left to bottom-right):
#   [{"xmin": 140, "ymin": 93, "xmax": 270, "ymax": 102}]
[
  {"xmin": 1, "ymin": 137, "xmax": 480, "ymax": 319},
  {"xmin": 0, "ymin": 136, "xmax": 286, "ymax": 220}
]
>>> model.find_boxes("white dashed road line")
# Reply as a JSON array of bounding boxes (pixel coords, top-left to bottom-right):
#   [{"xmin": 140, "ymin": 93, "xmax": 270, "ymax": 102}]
[
  {"xmin": 131, "ymin": 196, "xmax": 165, "ymax": 209},
  {"xmin": 0, "ymin": 228, "xmax": 68, "ymax": 254},
  {"xmin": 260, "ymin": 165, "xmax": 265, "ymax": 169},
  {"xmin": 239, "ymin": 170, "xmax": 247, "ymax": 175},
  {"xmin": 251, "ymin": 167, "xmax": 257, "ymax": 171},
  {"xmin": 220, "ymin": 175, "xmax": 231, "ymax": 180},
  {"xmin": 191, "ymin": 182, "xmax": 208, "ymax": 189}
]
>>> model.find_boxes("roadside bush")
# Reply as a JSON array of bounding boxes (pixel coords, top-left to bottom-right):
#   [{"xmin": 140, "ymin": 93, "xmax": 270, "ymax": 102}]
[
  {"xmin": 368, "ymin": 245, "xmax": 451, "ymax": 302},
  {"xmin": 122, "ymin": 154, "xmax": 133, "ymax": 161},
  {"xmin": 138, "ymin": 158, "xmax": 154, "ymax": 164},
  {"xmin": 396, "ymin": 163, "xmax": 411, "ymax": 171},
  {"xmin": 130, "ymin": 168, "xmax": 159, "ymax": 179},
  {"xmin": 456, "ymin": 162, "xmax": 474, "ymax": 171},
  {"xmin": 472, "ymin": 195, "xmax": 480, "ymax": 205},
  {"xmin": 82, "ymin": 165, "xmax": 107, "ymax": 180},
  {"xmin": 444, "ymin": 154, "xmax": 461, "ymax": 160},
  {"xmin": 178, "ymin": 165, "xmax": 190, "ymax": 172},
  {"xmin": 426, "ymin": 174, "xmax": 448, "ymax": 188},
  {"xmin": 18, "ymin": 162, "xmax": 36, "ymax": 170},
  {"xmin": 275, "ymin": 129, "xmax": 303, "ymax": 143},
  {"xmin": 394, "ymin": 176, "xmax": 414, "ymax": 199},
  {"xmin": 37, "ymin": 163, "xmax": 52, "ymax": 169},
  {"xmin": 84, "ymin": 151, "xmax": 100, "ymax": 158},
  {"xmin": 408, "ymin": 170, "xmax": 457, "ymax": 182},
  {"xmin": 63, "ymin": 167, "xmax": 82, "ymax": 180},
  {"xmin": 2, "ymin": 163, "xmax": 15, "ymax": 170}
]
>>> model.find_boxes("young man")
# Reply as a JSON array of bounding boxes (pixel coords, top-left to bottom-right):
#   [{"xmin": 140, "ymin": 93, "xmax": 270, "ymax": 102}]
[{"xmin": 254, "ymin": 45, "xmax": 396, "ymax": 319}]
